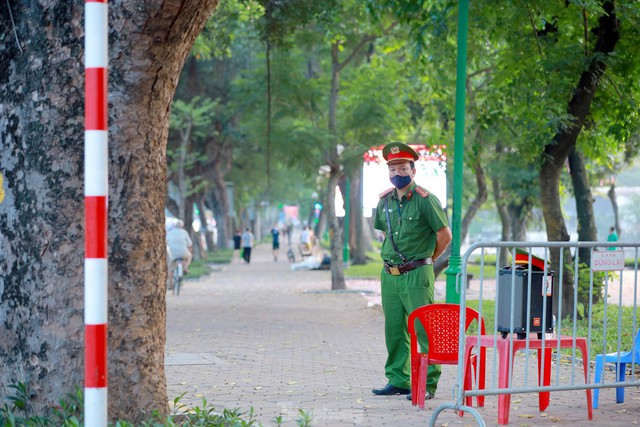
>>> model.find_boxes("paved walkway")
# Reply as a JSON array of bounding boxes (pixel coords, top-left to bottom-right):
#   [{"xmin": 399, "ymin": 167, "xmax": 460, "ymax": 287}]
[{"xmin": 165, "ymin": 243, "xmax": 640, "ymax": 426}]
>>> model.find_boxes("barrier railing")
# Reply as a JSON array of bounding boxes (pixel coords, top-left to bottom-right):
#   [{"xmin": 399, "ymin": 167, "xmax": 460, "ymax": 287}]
[{"xmin": 430, "ymin": 241, "xmax": 639, "ymax": 426}]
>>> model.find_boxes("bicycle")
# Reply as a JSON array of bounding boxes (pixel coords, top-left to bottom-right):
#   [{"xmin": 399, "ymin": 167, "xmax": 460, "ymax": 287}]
[{"xmin": 171, "ymin": 258, "xmax": 185, "ymax": 295}]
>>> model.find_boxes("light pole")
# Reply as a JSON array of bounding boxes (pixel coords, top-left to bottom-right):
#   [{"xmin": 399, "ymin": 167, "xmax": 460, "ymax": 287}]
[{"xmin": 444, "ymin": 0, "xmax": 469, "ymax": 304}]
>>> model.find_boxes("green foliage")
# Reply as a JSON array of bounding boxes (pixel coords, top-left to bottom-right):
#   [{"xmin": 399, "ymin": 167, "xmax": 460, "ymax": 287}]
[
  {"xmin": 0, "ymin": 383, "xmax": 82, "ymax": 427},
  {"xmin": 176, "ymin": 0, "xmax": 640, "ymax": 230},
  {"xmin": 295, "ymin": 409, "xmax": 313, "ymax": 427},
  {"xmin": 0, "ymin": 388, "xmax": 311, "ymax": 427}
]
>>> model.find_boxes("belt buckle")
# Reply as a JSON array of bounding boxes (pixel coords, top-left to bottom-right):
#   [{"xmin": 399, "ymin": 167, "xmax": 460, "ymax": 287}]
[{"xmin": 389, "ymin": 266, "xmax": 401, "ymax": 276}]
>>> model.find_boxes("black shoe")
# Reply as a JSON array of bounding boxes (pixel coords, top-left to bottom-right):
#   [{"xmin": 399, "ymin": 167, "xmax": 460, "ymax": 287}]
[
  {"xmin": 407, "ymin": 391, "xmax": 435, "ymax": 401},
  {"xmin": 372, "ymin": 384, "xmax": 410, "ymax": 396}
]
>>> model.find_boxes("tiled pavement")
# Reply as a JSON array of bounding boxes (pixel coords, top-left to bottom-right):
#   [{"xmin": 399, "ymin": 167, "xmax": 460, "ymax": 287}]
[{"xmin": 165, "ymin": 243, "xmax": 640, "ymax": 426}]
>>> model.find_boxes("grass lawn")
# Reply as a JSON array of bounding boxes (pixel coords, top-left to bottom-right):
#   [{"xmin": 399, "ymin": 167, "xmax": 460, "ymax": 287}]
[{"xmin": 186, "ymin": 249, "xmax": 233, "ymax": 279}]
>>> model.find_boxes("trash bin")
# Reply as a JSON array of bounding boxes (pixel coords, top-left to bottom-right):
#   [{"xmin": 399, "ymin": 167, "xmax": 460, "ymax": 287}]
[{"xmin": 497, "ymin": 265, "xmax": 554, "ymax": 339}]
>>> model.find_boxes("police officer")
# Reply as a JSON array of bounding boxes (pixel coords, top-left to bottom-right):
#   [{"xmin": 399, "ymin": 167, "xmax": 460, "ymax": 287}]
[{"xmin": 371, "ymin": 142, "xmax": 452, "ymax": 401}]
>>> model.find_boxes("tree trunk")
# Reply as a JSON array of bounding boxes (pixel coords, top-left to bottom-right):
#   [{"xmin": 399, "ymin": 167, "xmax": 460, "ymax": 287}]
[
  {"xmin": 327, "ymin": 167, "xmax": 346, "ymax": 289},
  {"xmin": 491, "ymin": 143, "xmax": 511, "ymax": 266},
  {"xmin": 197, "ymin": 198, "xmax": 216, "ymax": 253},
  {"xmin": 0, "ymin": 0, "xmax": 218, "ymax": 422},
  {"xmin": 492, "ymin": 179, "xmax": 511, "ymax": 267},
  {"xmin": 327, "ymin": 42, "xmax": 346, "ymax": 290},
  {"xmin": 434, "ymin": 151, "xmax": 487, "ymax": 277},
  {"xmin": 608, "ymin": 183, "xmax": 620, "ymax": 236},
  {"xmin": 176, "ymin": 120, "xmax": 192, "ymax": 221},
  {"xmin": 208, "ymin": 140, "xmax": 232, "ymax": 249},
  {"xmin": 568, "ymin": 148, "xmax": 597, "ymax": 265},
  {"xmin": 315, "ymin": 190, "xmax": 328, "ymax": 243},
  {"xmin": 507, "ymin": 204, "xmax": 527, "ymax": 241},
  {"xmin": 460, "ymin": 159, "xmax": 488, "ymax": 239},
  {"xmin": 539, "ymin": 1, "xmax": 619, "ymax": 318},
  {"xmin": 350, "ymin": 167, "xmax": 369, "ymax": 265}
]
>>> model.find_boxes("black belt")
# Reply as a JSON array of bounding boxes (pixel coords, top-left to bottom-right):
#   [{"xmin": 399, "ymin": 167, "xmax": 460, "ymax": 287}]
[{"xmin": 384, "ymin": 257, "xmax": 433, "ymax": 276}]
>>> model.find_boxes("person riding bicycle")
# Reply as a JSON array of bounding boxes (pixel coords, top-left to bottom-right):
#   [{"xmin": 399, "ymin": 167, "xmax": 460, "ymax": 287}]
[{"xmin": 167, "ymin": 220, "xmax": 193, "ymax": 275}]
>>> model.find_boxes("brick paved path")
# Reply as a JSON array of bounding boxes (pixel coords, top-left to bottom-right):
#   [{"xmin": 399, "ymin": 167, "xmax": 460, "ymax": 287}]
[{"xmin": 165, "ymin": 243, "xmax": 640, "ymax": 426}]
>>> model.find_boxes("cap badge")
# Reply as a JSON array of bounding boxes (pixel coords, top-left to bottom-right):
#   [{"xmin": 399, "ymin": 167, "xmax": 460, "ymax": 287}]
[{"xmin": 390, "ymin": 146, "xmax": 400, "ymax": 154}]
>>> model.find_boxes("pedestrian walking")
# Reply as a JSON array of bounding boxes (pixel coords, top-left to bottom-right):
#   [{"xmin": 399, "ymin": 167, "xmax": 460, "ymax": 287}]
[
  {"xmin": 608, "ymin": 226, "xmax": 619, "ymax": 250},
  {"xmin": 241, "ymin": 228, "xmax": 255, "ymax": 264},
  {"xmin": 232, "ymin": 229, "xmax": 242, "ymax": 263},
  {"xmin": 371, "ymin": 141, "xmax": 452, "ymax": 402},
  {"xmin": 271, "ymin": 224, "xmax": 280, "ymax": 261}
]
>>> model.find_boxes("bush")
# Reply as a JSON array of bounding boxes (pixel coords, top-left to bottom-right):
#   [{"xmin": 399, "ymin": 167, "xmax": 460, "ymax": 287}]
[{"xmin": 0, "ymin": 387, "xmax": 313, "ymax": 427}]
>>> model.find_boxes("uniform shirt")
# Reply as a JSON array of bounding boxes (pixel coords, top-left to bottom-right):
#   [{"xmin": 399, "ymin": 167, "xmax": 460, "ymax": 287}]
[
  {"xmin": 166, "ymin": 227, "xmax": 192, "ymax": 259},
  {"xmin": 373, "ymin": 182, "xmax": 448, "ymax": 265}
]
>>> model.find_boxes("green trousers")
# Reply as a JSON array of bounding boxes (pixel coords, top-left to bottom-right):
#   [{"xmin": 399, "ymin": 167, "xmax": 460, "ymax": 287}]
[{"xmin": 381, "ymin": 264, "xmax": 441, "ymax": 393}]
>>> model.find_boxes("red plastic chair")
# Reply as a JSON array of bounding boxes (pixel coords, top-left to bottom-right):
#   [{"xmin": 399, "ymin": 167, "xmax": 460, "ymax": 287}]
[{"xmin": 408, "ymin": 303, "xmax": 486, "ymax": 409}]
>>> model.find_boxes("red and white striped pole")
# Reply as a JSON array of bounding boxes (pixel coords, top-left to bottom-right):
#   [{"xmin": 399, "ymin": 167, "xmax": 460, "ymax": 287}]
[{"xmin": 84, "ymin": 0, "xmax": 108, "ymax": 425}]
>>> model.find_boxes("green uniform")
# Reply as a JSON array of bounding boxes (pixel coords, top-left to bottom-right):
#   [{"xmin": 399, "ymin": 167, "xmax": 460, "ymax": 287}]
[{"xmin": 373, "ymin": 182, "xmax": 448, "ymax": 393}]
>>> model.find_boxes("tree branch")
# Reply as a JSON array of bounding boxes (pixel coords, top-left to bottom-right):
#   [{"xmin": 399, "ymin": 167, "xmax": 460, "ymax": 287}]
[{"xmin": 336, "ymin": 22, "xmax": 398, "ymax": 72}]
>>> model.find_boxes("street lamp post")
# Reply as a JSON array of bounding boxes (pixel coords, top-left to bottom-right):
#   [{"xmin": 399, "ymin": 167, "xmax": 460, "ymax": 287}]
[{"xmin": 444, "ymin": 0, "xmax": 469, "ymax": 304}]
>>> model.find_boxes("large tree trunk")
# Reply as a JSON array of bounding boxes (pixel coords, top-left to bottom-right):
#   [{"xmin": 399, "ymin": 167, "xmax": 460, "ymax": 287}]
[
  {"xmin": 539, "ymin": 1, "xmax": 619, "ymax": 318},
  {"xmin": 0, "ymin": 0, "xmax": 218, "ymax": 422},
  {"xmin": 327, "ymin": 43, "xmax": 346, "ymax": 290},
  {"xmin": 568, "ymin": 148, "xmax": 597, "ymax": 263},
  {"xmin": 539, "ymin": 166, "xmax": 573, "ymax": 317}
]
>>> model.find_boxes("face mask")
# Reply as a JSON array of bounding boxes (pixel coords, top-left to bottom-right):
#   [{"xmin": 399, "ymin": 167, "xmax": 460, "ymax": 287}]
[{"xmin": 390, "ymin": 174, "xmax": 412, "ymax": 189}]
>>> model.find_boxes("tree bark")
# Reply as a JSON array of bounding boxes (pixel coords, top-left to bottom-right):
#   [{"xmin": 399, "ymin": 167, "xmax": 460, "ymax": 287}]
[
  {"xmin": 325, "ymin": 32, "xmax": 376, "ymax": 289},
  {"xmin": 607, "ymin": 182, "xmax": 620, "ymax": 235},
  {"xmin": 350, "ymin": 167, "xmax": 369, "ymax": 265},
  {"xmin": 197, "ymin": 198, "xmax": 216, "ymax": 253},
  {"xmin": 327, "ymin": 166, "xmax": 346, "ymax": 289},
  {"xmin": 507, "ymin": 204, "xmax": 528, "ymax": 241},
  {"xmin": 0, "ymin": 0, "xmax": 218, "ymax": 421},
  {"xmin": 491, "ymin": 145, "xmax": 511, "ymax": 267},
  {"xmin": 327, "ymin": 42, "xmax": 346, "ymax": 290},
  {"xmin": 539, "ymin": 1, "xmax": 619, "ymax": 318},
  {"xmin": 568, "ymin": 148, "xmax": 597, "ymax": 265},
  {"xmin": 208, "ymin": 140, "xmax": 233, "ymax": 249},
  {"xmin": 434, "ymin": 154, "xmax": 488, "ymax": 277}
]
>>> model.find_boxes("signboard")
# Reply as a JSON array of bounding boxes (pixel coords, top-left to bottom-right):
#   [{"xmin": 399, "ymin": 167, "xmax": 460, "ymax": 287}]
[{"xmin": 591, "ymin": 250, "xmax": 625, "ymax": 271}]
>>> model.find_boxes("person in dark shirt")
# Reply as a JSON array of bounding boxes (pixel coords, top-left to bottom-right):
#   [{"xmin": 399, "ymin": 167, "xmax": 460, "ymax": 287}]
[{"xmin": 271, "ymin": 225, "xmax": 280, "ymax": 261}]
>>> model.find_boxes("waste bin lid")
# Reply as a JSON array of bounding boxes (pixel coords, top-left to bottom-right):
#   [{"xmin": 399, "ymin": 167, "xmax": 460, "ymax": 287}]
[{"xmin": 514, "ymin": 248, "xmax": 547, "ymax": 271}]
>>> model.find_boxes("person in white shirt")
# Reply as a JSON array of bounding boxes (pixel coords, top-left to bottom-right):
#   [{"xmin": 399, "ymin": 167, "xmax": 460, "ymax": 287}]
[
  {"xmin": 166, "ymin": 220, "xmax": 193, "ymax": 273},
  {"xmin": 300, "ymin": 226, "xmax": 311, "ymax": 251},
  {"xmin": 241, "ymin": 228, "xmax": 255, "ymax": 263}
]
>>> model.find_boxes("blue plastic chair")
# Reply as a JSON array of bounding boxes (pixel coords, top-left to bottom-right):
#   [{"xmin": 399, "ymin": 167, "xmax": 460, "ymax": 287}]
[{"xmin": 593, "ymin": 328, "xmax": 640, "ymax": 408}]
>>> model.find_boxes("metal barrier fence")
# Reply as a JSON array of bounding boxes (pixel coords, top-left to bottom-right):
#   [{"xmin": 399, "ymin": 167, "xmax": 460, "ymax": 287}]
[{"xmin": 430, "ymin": 241, "xmax": 640, "ymax": 427}]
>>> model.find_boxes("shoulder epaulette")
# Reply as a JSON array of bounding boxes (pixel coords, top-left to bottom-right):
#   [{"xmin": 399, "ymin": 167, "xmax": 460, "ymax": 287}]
[
  {"xmin": 379, "ymin": 187, "xmax": 394, "ymax": 199},
  {"xmin": 414, "ymin": 186, "xmax": 429, "ymax": 198}
]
